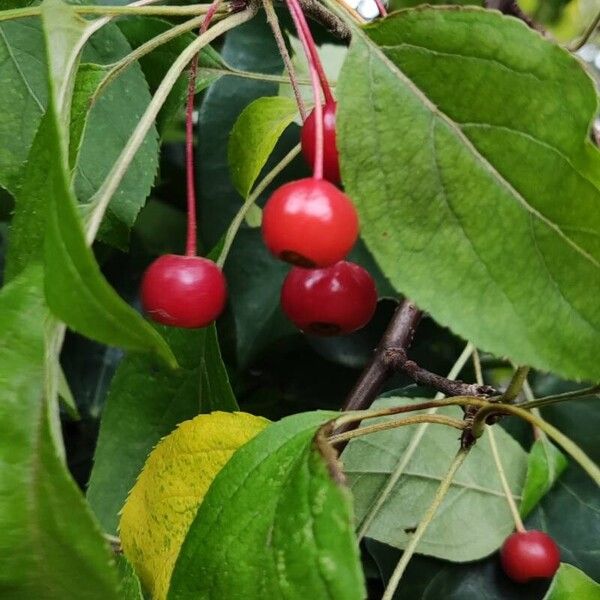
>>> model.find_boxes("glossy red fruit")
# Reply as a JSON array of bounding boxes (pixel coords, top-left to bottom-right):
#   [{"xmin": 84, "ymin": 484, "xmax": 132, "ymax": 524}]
[
  {"xmin": 281, "ymin": 261, "xmax": 377, "ymax": 335},
  {"xmin": 500, "ymin": 530, "xmax": 560, "ymax": 583},
  {"xmin": 262, "ymin": 178, "xmax": 359, "ymax": 267},
  {"xmin": 141, "ymin": 254, "xmax": 227, "ymax": 328},
  {"xmin": 301, "ymin": 101, "xmax": 340, "ymax": 184}
]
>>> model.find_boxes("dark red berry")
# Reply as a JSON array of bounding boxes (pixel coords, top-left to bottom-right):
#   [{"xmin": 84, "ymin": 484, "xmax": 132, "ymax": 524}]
[
  {"xmin": 280, "ymin": 261, "xmax": 377, "ymax": 335},
  {"xmin": 262, "ymin": 178, "xmax": 359, "ymax": 267},
  {"xmin": 500, "ymin": 530, "xmax": 560, "ymax": 583},
  {"xmin": 141, "ymin": 254, "xmax": 227, "ymax": 328},
  {"xmin": 301, "ymin": 101, "xmax": 340, "ymax": 184}
]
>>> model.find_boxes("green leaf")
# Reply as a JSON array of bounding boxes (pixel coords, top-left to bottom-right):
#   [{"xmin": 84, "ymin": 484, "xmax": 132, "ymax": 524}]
[
  {"xmin": 168, "ymin": 411, "xmax": 365, "ymax": 599},
  {"xmin": 520, "ymin": 437, "xmax": 568, "ymax": 517},
  {"xmin": 337, "ymin": 8, "xmax": 600, "ymax": 381},
  {"xmin": 115, "ymin": 555, "xmax": 144, "ymax": 600},
  {"xmin": 543, "ymin": 563, "xmax": 600, "ymax": 600},
  {"xmin": 228, "ymin": 96, "xmax": 299, "ymax": 197},
  {"xmin": 390, "ymin": 0, "xmax": 483, "ymax": 9},
  {"xmin": 0, "ymin": 266, "xmax": 119, "ymax": 599},
  {"xmin": 367, "ymin": 393, "xmax": 600, "ymax": 598},
  {"xmin": 87, "ymin": 325, "xmax": 236, "ymax": 534},
  {"xmin": 69, "ymin": 63, "xmax": 109, "ymax": 168},
  {"xmin": 342, "ymin": 397, "xmax": 528, "ymax": 561},
  {"xmin": 0, "ymin": 11, "xmax": 159, "ymax": 245},
  {"xmin": 75, "ymin": 26, "xmax": 159, "ymax": 241},
  {"xmin": 32, "ymin": 0, "xmax": 175, "ymax": 366},
  {"xmin": 0, "ymin": 17, "xmax": 48, "ymax": 194}
]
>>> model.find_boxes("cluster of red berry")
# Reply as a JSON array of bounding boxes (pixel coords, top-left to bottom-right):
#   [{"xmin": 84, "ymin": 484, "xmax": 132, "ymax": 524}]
[
  {"xmin": 140, "ymin": 104, "xmax": 377, "ymax": 336},
  {"xmin": 140, "ymin": 0, "xmax": 378, "ymax": 337}
]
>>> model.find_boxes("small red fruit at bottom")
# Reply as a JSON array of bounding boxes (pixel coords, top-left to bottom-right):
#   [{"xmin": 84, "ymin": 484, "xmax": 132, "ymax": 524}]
[
  {"xmin": 301, "ymin": 101, "xmax": 340, "ymax": 184},
  {"xmin": 500, "ymin": 530, "xmax": 560, "ymax": 583},
  {"xmin": 281, "ymin": 261, "xmax": 377, "ymax": 335},
  {"xmin": 262, "ymin": 178, "xmax": 359, "ymax": 267},
  {"xmin": 141, "ymin": 254, "xmax": 227, "ymax": 328}
]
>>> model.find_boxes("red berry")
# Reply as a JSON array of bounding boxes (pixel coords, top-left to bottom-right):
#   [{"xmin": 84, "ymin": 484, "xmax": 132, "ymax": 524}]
[
  {"xmin": 262, "ymin": 178, "xmax": 359, "ymax": 267},
  {"xmin": 141, "ymin": 254, "xmax": 227, "ymax": 328},
  {"xmin": 301, "ymin": 101, "xmax": 340, "ymax": 184},
  {"xmin": 500, "ymin": 530, "xmax": 560, "ymax": 583},
  {"xmin": 280, "ymin": 261, "xmax": 377, "ymax": 335}
]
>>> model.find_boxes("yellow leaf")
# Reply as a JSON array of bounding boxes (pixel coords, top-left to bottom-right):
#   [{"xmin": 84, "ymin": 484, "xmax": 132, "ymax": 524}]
[{"xmin": 119, "ymin": 411, "xmax": 269, "ymax": 599}]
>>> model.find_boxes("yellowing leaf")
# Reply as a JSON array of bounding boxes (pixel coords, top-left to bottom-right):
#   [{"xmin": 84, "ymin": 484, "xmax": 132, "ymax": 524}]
[{"xmin": 119, "ymin": 411, "xmax": 269, "ymax": 600}]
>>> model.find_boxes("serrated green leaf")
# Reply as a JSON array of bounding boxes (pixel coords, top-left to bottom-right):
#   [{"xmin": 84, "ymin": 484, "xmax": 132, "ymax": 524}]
[
  {"xmin": 0, "ymin": 265, "xmax": 119, "ymax": 599},
  {"xmin": 168, "ymin": 411, "xmax": 366, "ymax": 600},
  {"xmin": 228, "ymin": 96, "xmax": 298, "ymax": 197},
  {"xmin": 543, "ymin": 563, "xmax": 600, "ymax": 600},
  {"xmin": 0, "ymin": 17, "xmax": 48, "ymax": 194},
  {"xmin": 520, "ymin": 437, "xmax": 568, "ymax": 517},
  {"xmin": 342, "ymin": 397, "xmax": 528, "ymax": 561},
  {"xmin": 32, "ymin": 0, "xmax": 175, "ymax": 367},
  {"xmin": 0, "ymin": 9, "xmax": 159, "ymax": 247},
  {"xmin": 337, "ymin": 8, "xmax": 600, "ymax": 381},
  {"xmin": 88, "ymin": 325, "xmax": 236, "ymax": 534}
]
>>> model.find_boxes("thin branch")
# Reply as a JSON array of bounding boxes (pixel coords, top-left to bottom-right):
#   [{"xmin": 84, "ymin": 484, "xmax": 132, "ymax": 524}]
[
  {"xmin": 85, "ymin": 5, "xmax": 258, "ymax": 243},
  {"xmin": 381, "ymin": 448, "xmax": 470, "ymax": 600},
  {"xmin": 384, "ymin": 347, "xmax": 498, "ymax": 398},
  {"xmin": 487, "ymin": 426, "xmax": 525, "ymax": 532},
  {"xmin": 0, "ymin": 2, "xmax": 227, "ymax": 22},
  {"xmin": 342, "ymin": 300, "xmax": 422, "ymax": 412},
  {"xmin": 520, "ymin": 383, "xmax": 600, "ymax": 410},
  {"xmin": 216, "ymin": 144, "xmax": 301, "ymax": 267},
  {"xmin": 328, "ymin": 414, "xmax": 465, "ymax": 446},
  {"xmin": 568, "ymin": 6, "xmax": 600, "ymax": 52},
  {"xmin": 263, "ymin": 0, "xmax": 307, "ymax": 120},
  {"xmin": 354, "ymin": 343, "xmax": 475, "ymax": 541},
  {"xmin": 501, "ymin": 365, "xmax": 530, "ymax": 402}
]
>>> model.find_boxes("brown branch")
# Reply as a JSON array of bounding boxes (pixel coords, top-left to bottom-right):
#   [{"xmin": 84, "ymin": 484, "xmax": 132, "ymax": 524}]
[
  {"xmin": 335, "ymin": 300, "xmax": 423, "ymax": 445},
  {"xmin": 383, "ymin": 347, "xmax": 498, "ymax": 398},
  {"xmin": 297, "ymin": 0, "xmax": 352, "ymax": 41}
]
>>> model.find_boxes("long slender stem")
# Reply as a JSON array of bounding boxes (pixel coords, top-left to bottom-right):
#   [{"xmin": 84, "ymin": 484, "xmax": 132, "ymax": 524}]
[
  {"xmin": 520, "ymin": 384, "xmax": 600, "ymax": 410},
  {"xmin": 287, "ymin": 0, "xmax": 334, "ymax": 103},
  {"xmin": 95, "ymin": 14, "xmax": 209, "ymax": 110},
  {"xmin": 472, "ymin": 350, "xmax": 525, "ymax": 531},
  {"xmin": 501, "ymin": 365, "xmax": 530, "ymax": 402},
  {"xmin": 355, "ymin": 342, "xmax": 474, "ymax": 540},
  {"xmin": 286, "ymin": 0, "xmax": 323, "ymax": 178},
  {"xmin": 216, "ymin": 144, "xmax": 301, "ymax": 267},
  {"xmin": 85, "ymin": 6, "xmax": 257, "ymax": 243},
  {"xmin": 263, "ymin": 0, "xmax": 307, "ymax": 120},
  {"xmin": 568, "ymin": 6, "xmax": 600, "ymax": 52},
  {"xmin": 329, "ymin": 414, "xmax": 465, "ymax": 445},
  {"xmin": 487, "ymin": 426, "xmax": 525, "ymax": 532},
  {"xmin": 184, "ymin": 0, "xmax": 222, "ymax": 257},
  {"xmin": 0, "ymin": 2, "xmax": 225, "ymax": 21},
  {"xmin": 381, "ymin": 448, "xmax": 470, "ymax": 600},
  {"xmin": 75, "ymin": 3, "xmax": 220, "ymax": 16}
]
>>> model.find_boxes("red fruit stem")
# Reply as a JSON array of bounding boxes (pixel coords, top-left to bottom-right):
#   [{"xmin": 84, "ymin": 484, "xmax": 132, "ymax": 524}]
[
  {"xmin": 286, "ymin": 0, "xmax": 334, "ymax": 104},
  {"xmin": 373, "ymin": 0, "xmax": 387, "ymax": 17},
  {"xmin": 185, "ymin": 0, "xmax": 222, "ymax": 257},
  {"xmin": 285, "ymin": 0, "xmax": 324, "ymax": 179}
]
